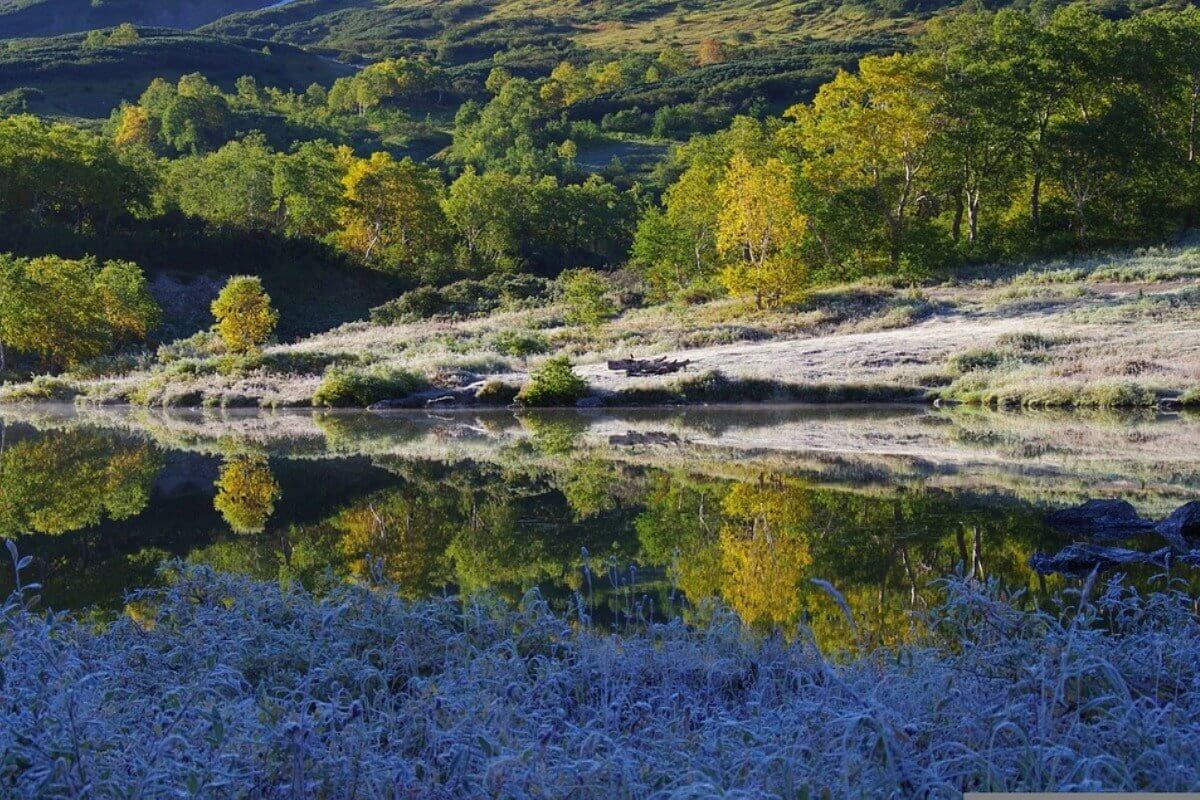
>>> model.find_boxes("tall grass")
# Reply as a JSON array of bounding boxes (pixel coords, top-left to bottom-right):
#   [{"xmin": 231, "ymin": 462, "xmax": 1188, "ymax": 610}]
[{"xmin": 3, "ymin": 562, "xmax": 1199, "ymax": 797}]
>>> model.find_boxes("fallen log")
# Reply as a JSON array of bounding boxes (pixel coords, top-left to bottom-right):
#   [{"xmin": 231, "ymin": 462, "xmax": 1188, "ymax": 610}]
[
  {"xmin": 608, "ymin": 431, "xmax": 681, "ymax": 447},
  {"xmin": 607, "ymin": 356, "xmax": 692, "ymax": 377},
  {"xmin": 1029, "ymin": 543, "xmax": 1174, "ymax": 575}
]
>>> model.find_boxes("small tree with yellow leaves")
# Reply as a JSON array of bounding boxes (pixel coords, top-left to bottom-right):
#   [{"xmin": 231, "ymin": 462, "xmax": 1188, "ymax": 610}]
[
  {"xmin": 211, "ymin": 276, "xmax": 277, "ymax": 355},
  {"xmin": 715, "ymin": 155, "xmax": 807, "ymax": 308}
]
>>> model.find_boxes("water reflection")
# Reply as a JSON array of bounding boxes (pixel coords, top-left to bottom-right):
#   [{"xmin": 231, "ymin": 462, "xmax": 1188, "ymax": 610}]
[{"xmin": 3, "ymin": 406, "xmax": 1199, "ymax": 648}]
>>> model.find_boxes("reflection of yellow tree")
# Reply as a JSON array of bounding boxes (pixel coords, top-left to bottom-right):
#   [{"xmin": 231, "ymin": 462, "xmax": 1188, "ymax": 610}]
[
  {"xmin": 561, "ymin": 458, "xmax": 618, "ymax": 520},
  {"xmin": 214, "ymin": 455, "xmax": 280, "ymax": 534},
  {"xmin": 0, "ymin": 431, "xmax": 161, "ymax": 536},
  {"xmin": 718, "ymin": 479, "xmax": 813, "ymax": 628},
  {"xmin": 336, "ymin": 491, "xmax": 454, "ymax": 598}
]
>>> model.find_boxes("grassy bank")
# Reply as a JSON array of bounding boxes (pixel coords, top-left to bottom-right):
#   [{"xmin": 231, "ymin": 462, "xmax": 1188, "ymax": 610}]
[
  {"xmin": 3, "ymin": 242, "xmax": 1199, "ymax": 411},
  {"xmin": 2, "ymin": 565, "xmax": 1199, "ymax": 796}
]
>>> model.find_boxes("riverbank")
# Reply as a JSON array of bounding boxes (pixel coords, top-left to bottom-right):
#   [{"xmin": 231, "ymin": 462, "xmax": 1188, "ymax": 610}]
[
  {"xmin": 2, "ymin": 564, "xmax": 1198, "ymax": 797},
  {"xmin": 3, "ymin": 243, "xmax": 1199, "ymax": 411}
]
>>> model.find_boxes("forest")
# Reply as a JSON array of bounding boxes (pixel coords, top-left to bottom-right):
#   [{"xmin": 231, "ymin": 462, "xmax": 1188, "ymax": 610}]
[{"xmin": 1, "ymin": 3, "xmax": 1200, "ymax": 391}]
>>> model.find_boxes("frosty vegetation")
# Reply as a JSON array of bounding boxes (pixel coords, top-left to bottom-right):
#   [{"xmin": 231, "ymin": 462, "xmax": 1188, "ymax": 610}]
[{"xmin": 2, "ymin": 563, "xmax": 1199, "ymax": 797}]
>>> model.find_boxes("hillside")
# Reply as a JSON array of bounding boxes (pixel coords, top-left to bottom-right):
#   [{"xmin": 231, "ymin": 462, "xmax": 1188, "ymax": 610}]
[
  {"xmin": 200, "ymin": 0, "xmax": 915, "ymax": 63},
  {"xmin": 14, "ymin": 242, "xmax": 1199, "ymax": 410},
  {"xmin": 0, "ymin": 28, "xmax": 351, "ymax": 117},
  {"xmin": 0, "ymin": 0, "xmax": 270, "ymax": 38}
]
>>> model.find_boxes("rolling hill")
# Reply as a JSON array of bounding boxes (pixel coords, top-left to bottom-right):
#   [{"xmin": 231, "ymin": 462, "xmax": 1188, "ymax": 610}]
[
  {"xmin": 0, "ymin": 0, "xmax": 278, "ymax": 38},
  {"xmin": 0, "ymin": 28, "xmax": 352, "ymax": 117}
]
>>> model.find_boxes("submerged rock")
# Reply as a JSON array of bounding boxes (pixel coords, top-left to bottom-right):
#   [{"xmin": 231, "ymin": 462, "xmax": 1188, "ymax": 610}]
[
  {"xmin": 1045, "ymin": 499, "xmax": 1154, "ymax": 539},
  {"xmin": 1155, "ymin": 501, "xmax": 1200, "ymax": 551}
]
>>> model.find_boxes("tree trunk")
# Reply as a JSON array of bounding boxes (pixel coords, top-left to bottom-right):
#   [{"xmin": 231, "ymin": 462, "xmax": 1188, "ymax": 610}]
[
  {"xmin": 951, "ymin": 192, "xmax": 964, "ymax": 242},
  {"xmin": 966, "ymin": 190, "xmax": 980, "ymax": 244},
  {"xmin": 1030, "ymin": 172, "xmax": 1041, "ymax": 231}
]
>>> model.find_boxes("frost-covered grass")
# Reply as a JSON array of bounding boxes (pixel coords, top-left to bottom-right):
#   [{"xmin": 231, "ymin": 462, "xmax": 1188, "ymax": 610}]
[{"xmin": 3, "ymin": 565, "xmax": 1200, "ymax": 798}]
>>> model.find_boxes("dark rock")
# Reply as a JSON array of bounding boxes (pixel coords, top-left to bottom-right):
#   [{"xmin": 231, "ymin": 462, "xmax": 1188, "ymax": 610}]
[
  {"xmin": 1030, "ymin": 543, "xmax": 1173, "ymax": 575},
  {"xmin": 1045, "ymin": 499, "xmax": 1154, "ymax": 539},
  {"xmin": 1155, "ymin": 501, "xmax": 1200, "ymax": 552}
]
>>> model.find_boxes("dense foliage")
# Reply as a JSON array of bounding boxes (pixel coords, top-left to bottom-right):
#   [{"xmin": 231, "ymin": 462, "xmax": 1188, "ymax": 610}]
[{"xmin": 2, "ymin": 2, "xmax": 1200, "ymax": 378}]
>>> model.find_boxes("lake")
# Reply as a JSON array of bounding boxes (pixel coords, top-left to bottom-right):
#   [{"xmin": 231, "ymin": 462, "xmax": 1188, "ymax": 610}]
[{"xmin": 3, "ymin": 404, "xmax": 1199, "ymax": 648}]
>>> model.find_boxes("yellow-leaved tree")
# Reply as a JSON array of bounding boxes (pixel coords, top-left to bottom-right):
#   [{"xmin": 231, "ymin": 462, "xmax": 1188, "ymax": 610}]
[
  {"xmin": 211, "ymin": 276, "xmax": 277, "ymax": 355},
  {"xmin": 214, "ymin": 455, "xmax": 281, "ymax": 535},
  {"xmin": 787, "ymin": 53, "xmax": 938, "ymax": 272},
  {"xmin": 715, "ymin": 155, "xmax": 807, "ymax": 308},
  {"xmin": 336, "ymin": 151, "xmax": 447, "ymax": 272}
]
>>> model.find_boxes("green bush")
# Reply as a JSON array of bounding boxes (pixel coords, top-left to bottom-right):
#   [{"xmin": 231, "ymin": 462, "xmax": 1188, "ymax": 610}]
[
  {"xmin": 1180, "ymin": 387, "xmax": 1200, "ymax": 408},
  {"xmin": 948, "ymin": 348, "xmax": 1007, "ymax": 375},
  {"xmin": 475, "ymin": 379, "xmax": 520, "ymax": 405},
  {"xmin": 0, "ymin": 375, "xmax": 79, "ymax": 403},
  {"xmin": 490, "ymin": 329, "xmax": 550, "ymax": 360},
  {"xmin": 515, "ymin": 356, "xmax": 588, "ymax": 407},
  {"xmin": 312, "ymin": 366, "xmax": 428, "ymax": 407},
  {"xmin": 370, "ymin": 274, "xmax": 549, "ymax": 324},
  {"xmin": 558, "ymin": 268, "xmax": 617, "ymax": 328}
]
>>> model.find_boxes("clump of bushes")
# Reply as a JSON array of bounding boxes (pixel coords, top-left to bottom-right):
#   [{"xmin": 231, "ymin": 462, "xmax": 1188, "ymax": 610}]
[
  {"xmin": 312, "ymin": 365, "xmax": 428, "ymax": 407},
  {"xmin": 371, "ymin": 274, "xmax": 549, "ymax": 324},
  {"xmin": 515, "ymin": 356, "xmax": 588, "ymax": 407},
  {"xmin": 489, "ymin": 329, "xmax": 550, "ymax": 361},
  {"xmin": 0, "ymin": 375, "xmax": 79, "ymax": 403},
  {"xmin": 3, "ymin": 564, "xmax": 1200, "ymax": 797},
  {"xmin": 1181, "ymin": 387, "xmax": 1200, "ymax": 408},
  {"xmin": 941, "ymin": 376, "xmax": 1158, "ymax": 409}
]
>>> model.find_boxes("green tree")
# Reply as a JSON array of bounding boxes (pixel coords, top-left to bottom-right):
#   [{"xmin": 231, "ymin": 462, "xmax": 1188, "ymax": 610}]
[
  {"xmin": 558, "ymin": 268, "xmax": 616, "ymax": 328},
  {"xmin": 788, "ymin": 54, "xmax": 940, "ymax": 272},
  {"xmin": 211, "ymin": 276, "xmax": 278, "ymax": 355}
]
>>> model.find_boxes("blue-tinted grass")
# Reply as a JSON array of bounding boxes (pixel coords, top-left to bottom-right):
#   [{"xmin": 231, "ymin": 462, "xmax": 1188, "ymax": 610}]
[{"xmin": 2, "ymin": 566, "xmax": 1199, "ymax": 797}]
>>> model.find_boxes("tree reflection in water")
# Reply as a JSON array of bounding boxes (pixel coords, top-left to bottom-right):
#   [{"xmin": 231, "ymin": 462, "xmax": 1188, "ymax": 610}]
[{"xmin": 0, "ymin": 416, "xmax": 1121, "ymax": 649}]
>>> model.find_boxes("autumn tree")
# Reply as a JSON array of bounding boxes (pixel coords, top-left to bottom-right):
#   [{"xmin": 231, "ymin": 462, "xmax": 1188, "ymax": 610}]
[
  {"xmin": 0, "ymin": 255, "xmax": 159, "ymax": 371},
  {"xmin": 788, "ymin": 54, "xmax": 940, "ymax": 273},
  {"xmin": 715, "ymin": 155, "xmax": 807, "ymax": 307},
  {"xmin": 336, "ymin": 152, "xmax": 449, "ymax": 274},
  {"xmin": 211, "ymin": 276, "xmax": 278, "ymax": 355}
]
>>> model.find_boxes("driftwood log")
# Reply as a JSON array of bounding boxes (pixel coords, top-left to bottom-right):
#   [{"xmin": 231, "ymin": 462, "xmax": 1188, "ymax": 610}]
[
  {"xmin": 608, "ymin": 431, "xmax": 681, "ymax": 447},
  {"xmin": 607, "ymin": 356, "xmax": 692, "ymax": 377}
]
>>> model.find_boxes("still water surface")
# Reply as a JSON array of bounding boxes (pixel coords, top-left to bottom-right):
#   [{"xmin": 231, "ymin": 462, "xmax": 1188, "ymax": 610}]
[{"xmin": 2, "ymin": 404, "xmax": 1198, "ymax": 647}]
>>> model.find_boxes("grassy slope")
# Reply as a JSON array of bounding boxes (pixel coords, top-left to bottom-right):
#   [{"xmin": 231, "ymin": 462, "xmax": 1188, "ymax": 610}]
[
  {"xmin": 200, "ymin": 0, "xmax": 922, "ymax": 66},
  {"xmin": 0, "ymin": 29, "xmax": 352, "ymax": 117},
  {"xmin": 10, "ymin": 241, "xmax": 1198, "ymax": 409}
]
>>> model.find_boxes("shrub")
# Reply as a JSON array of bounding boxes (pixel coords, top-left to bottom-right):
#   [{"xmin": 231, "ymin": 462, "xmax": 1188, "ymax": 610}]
[
  {"xmin": 515, "ymin": 356, "xmax": 588, "ymax": 407},
  {"xmin": 948, "ymin": 348, "xmax": 1007, "ymax": 375},
  {"xmin": 312, "ymin": 365, "xmax": 428, "ymax": 407},
  {"xmin": 0, "ymin": 375, "xmax": 79, "ymax": 403},
  {"xmin": 475, "ymin": 379, "xmax": 520, "ymax": 405},
  {"xmin": 371, "ymin": 275, "xmax": 550, "ymax": 324},
  {"xmin": 1181, "ymin": 387, "xmax": 1200, "ymax": 408},
  {"xmin": 558, "ymin": 268, "xmax": 617, "ymax": 328},
  {"xmin": 157, "ymin": 329, "xmax": 224, "ymax": 363},
  {"xmin": 489, "ymin": 329, "xmax": 550, "ymax": 361}
]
